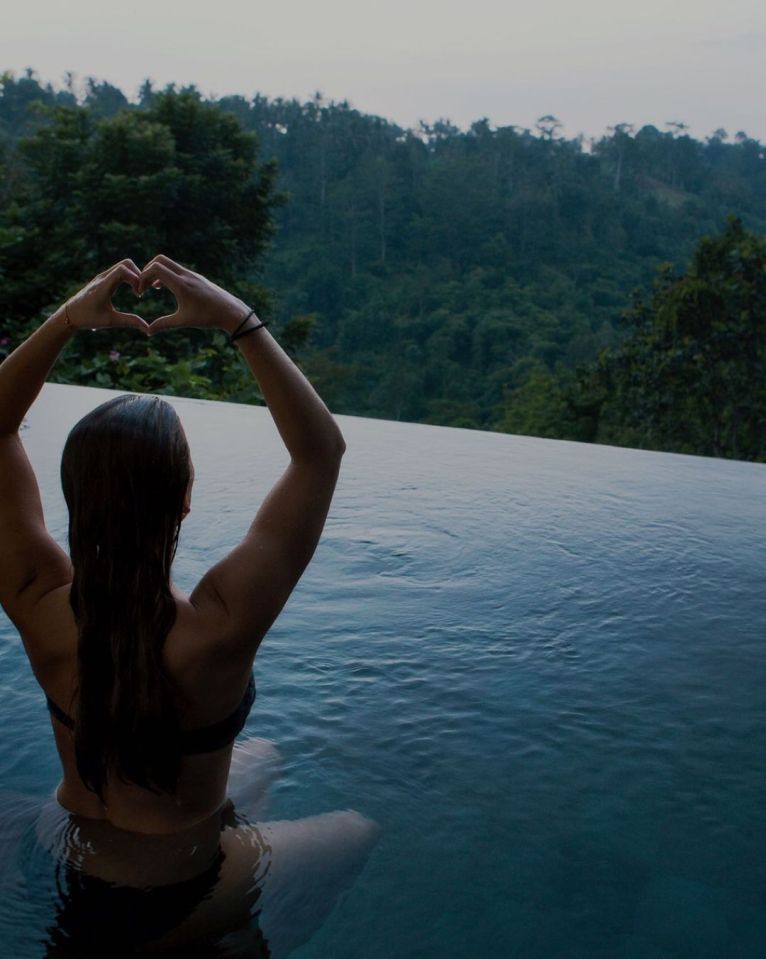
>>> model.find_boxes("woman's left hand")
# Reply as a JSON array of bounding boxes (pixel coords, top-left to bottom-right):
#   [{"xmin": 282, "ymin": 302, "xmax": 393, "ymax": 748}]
[{"xmin": 63, "ymin": 259, "xmax": 150, "ymax": 334}]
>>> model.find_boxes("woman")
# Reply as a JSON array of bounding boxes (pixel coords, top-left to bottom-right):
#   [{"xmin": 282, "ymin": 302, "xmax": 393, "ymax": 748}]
[{"xmin": 0, "ymin": 257, "xmax": 379, "ymax": 956}]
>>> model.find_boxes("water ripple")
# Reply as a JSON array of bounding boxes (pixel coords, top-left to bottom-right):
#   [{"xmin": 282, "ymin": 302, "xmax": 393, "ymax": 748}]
[{"xmin": 0, "ymin": 385, "xmax": 764, "ymax": 957}]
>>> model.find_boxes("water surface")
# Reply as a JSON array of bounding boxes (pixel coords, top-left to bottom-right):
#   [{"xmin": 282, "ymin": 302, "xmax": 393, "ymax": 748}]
[{"xmin": 1, "ymin": 383, "xmax": 764, "ymax": 958}]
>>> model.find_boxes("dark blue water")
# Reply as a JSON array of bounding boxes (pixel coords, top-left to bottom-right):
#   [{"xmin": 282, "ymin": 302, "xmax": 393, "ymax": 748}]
[{"xmin": 1, "ymin": 383, "xmax": 764, "ymax": 958}]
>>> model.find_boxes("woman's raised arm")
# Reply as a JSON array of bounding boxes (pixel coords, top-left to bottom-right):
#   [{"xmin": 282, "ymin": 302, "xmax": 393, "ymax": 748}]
[
  {"xmin": 140, "ymin": 255, "xmax": 346, "ymax": 663},
  {"xmin": 0, "ymin": 260, "xmax": 148, "ymax": 623}
]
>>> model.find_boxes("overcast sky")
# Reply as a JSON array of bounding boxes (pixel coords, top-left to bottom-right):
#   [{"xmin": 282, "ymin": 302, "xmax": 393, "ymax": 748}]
[{"xmin": 3, "ymin": 0, "xmax": 765, "ymax": 142}]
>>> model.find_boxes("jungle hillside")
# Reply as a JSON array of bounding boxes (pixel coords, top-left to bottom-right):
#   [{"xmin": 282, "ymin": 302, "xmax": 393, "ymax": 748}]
[{"xmin": 1, "ymin": 70, "xmax": 765, "ymax": 460}]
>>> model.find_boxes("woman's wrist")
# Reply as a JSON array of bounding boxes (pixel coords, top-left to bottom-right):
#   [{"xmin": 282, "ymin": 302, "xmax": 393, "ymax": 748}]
[
  {"xmin": 221, "ymin": 304, "xmax": 270, "ymax": 341},
  {"xmin": 231, "ymin": 319, "xmax": 269, "ymax": 346},
  {"xmin": 49, "ymin": 304, "xmax": 78, "ymax": 339},
  {"xmin": 218, "ymin": 301, "xmax": 256, "ymax": 336}
]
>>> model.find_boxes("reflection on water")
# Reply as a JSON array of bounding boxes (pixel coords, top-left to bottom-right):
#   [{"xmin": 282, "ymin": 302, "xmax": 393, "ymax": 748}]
[{"xmin": 1, "ymin": 384, "xmax": 765, "ymax": 957}]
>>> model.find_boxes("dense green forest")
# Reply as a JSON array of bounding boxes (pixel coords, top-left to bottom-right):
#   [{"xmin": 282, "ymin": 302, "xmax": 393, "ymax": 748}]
[{"xmin": 1, "ymin": 70, "xmax": 765, "ymax": 459}]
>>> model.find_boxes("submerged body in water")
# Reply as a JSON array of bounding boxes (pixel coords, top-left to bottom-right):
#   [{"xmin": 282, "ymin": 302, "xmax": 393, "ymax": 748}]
[{"xmin": 4, "ymin": 737, "xmax": 380, "ymax": 957}]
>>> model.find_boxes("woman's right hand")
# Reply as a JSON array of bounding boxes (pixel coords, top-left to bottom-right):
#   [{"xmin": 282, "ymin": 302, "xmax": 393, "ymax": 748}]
[{"xmin": 139, "ymin": 255, "xmax": 253, "ymax": 336}]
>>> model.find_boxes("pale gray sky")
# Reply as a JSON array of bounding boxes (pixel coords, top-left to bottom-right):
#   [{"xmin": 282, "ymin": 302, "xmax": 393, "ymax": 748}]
[{"xmin": 3, "ymin": 0, "xmax": 765, "ymax": 142}]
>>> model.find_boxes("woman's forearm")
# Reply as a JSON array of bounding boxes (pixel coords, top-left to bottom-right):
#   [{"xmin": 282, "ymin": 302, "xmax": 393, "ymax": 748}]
[
  {"xmin": 0, "ymin": 301, "xmax": 344, "ymax": 459},
  {"xmin": 234, "ymin": 327, "xmax": 346, "ymax": 462},
  {"xmin": 137, "ymin": 255, "xmax": 344, "ymax": 460},
  {"xmin": 0, "ymin": 308, "xmax": 74, "ymax": 436}
]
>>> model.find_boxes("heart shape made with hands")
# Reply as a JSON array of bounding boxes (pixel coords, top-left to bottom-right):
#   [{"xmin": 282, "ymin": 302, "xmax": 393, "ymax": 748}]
[
  {"xmin": 65, "ymin": 259, "xmax": 182, "ymax": 335},
  {"xmin": 65, "ymin": 256, "xmax": 250, "ymax": 337}
]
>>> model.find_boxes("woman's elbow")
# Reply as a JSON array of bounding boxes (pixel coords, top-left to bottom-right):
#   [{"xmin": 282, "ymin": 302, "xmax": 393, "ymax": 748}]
[
  {"xmin": 300, "ymin": 428, "xmax": 345, "ymax": 464},
  {"xmin": 328, "ymin": 418, "xmax": 346, "ymax": 458}
]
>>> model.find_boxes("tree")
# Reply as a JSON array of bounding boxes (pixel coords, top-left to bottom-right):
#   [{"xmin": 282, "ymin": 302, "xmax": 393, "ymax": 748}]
[
  {"xmin": 0, "ymin": 69, "xmax": 74, "ymax": 140},
  {"xmin": 4, "ymin": 73, "xmax": 766, "ymax": 434},
  {"xmin": 497, "ymin": 361, "xmax": 575, "ymax": 438},
  {"xmin": 0, "ymin": 88, "xmax": 282, "ymax": 397},
  {"xmin": 578, "ymin": 217, "xmax": 766, "ymax": 460},
  {"xmin": 665, "ymin": 120, "xmax": 690, "ymax": 137},
  {"xmin": 84, "ymin": 77, "xmax": 129, "ymax": 118},
  {"xmin": 535, "ymin": 115, "xmax": 563, "ymax": 140},
  {"xmin": 605, "ymin": 122, "xmax": 634, "ymax": 193}
]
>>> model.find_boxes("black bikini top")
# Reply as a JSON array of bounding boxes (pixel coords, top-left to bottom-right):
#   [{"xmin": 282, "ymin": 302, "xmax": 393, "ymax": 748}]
[{"xmin": 45, "ymin": 674, "xmax": 256, "ymax": 755}]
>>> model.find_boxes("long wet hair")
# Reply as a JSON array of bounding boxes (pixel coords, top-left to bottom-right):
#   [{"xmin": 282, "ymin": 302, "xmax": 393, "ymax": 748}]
[{"xmin": 61, "ymin": 394, "xmax": 192, "ymax": 800}]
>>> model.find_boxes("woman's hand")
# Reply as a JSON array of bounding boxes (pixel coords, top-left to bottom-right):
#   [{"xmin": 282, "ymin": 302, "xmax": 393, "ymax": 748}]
[
  {"xmin": 64, "ymin": 260, "xmax": 150, "ymax": 334},
  {"xmin": 139, "ymin": 255, "xmax": 251, "ymax": 336}
]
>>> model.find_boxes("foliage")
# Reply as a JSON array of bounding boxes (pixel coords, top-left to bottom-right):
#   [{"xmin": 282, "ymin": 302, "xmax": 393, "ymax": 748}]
[
  {"xmin": 1, "ymin": 71, "xmax": 766, "ymax": 457},
  {"xmin": 497, "ymin": 361, "xmax": 581, "ymax": 439},
  {"xmin": 570, "ymin": 217, "xmax": 766, "ymax": 460},
  {"xmin": 219, "ymin": 93, "xmax": 765, "ymax": 436},
  {"xmin": 0, "ymin": 80, "xmax": 284, "ymax": 399}
]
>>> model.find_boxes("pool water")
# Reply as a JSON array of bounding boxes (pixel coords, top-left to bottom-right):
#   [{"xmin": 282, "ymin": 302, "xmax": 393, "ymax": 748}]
[{"xmin": 1, "ymin": 383, "xmax": 765, "ymax": 958}]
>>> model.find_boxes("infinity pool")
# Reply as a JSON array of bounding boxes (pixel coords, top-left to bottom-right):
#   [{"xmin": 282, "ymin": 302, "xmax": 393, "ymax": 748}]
[{"xmin": 1, "ymin": 383, "xmax": 764, "ymax": 958}]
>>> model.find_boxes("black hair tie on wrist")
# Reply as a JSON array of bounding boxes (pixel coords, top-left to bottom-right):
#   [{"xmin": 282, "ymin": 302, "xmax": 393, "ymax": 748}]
[
  {"xmin": 229, "ymin": 310, "xmax": 255, "ymax": 339},
  {"xmin": 231, "ymin": 319, "xmax": 269, "ymax": 344},
  {"xmin": 229, "ymin": 309, "xmax": 269, "ymax": 345}
]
